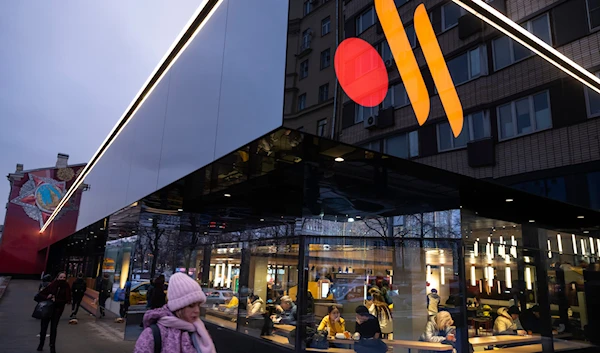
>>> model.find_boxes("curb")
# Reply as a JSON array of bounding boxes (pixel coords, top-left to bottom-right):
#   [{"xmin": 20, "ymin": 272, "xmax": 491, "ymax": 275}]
[{"xmin": 0, "ymin": 276, "xmax": 11, "ymax": 300}]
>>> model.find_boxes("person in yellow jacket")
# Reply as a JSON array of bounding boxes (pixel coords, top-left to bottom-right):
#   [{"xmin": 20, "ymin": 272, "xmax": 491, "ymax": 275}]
[
  {"xmin": 225, "ymin": 294, "xmax": 238, "ymax": 309},
  {"xmin": 318, "ymin": 305, "xmax": 346, "ymax": 336}
]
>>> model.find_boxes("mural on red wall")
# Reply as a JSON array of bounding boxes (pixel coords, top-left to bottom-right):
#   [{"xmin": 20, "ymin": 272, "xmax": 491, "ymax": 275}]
[{"xmin": 10, "ymin": 168, "xmax": 81, "ymax": 229}]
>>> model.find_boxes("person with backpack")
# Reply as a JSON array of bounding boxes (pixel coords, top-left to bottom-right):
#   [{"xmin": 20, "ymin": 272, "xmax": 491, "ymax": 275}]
[
  {"xmin": 70, "ymin": 273, "xmax": 87, "ymax": 318},
  {"xmin": 134, "ymin": 272, "xmax": 216, "ymax": 353}
]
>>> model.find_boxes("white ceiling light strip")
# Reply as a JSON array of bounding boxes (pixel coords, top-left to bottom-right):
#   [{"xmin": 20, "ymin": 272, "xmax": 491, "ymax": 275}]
[
  {"xmin": 453, "ymin": 0, "xmax": 600, "ymax": 94},
  {"xmin": 40, "ymin": 0, "xmax": 224, "ymax": 233}
]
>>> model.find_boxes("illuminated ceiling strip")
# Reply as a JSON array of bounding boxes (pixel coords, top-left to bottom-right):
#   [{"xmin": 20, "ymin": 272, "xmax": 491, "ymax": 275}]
[
  {"xmin": 453, "ymin": 0, "xmax": 600, "ymax": 95},
  {"xmin": 40, "ymin": 0, "xmax": 224, "ymax": 233}
]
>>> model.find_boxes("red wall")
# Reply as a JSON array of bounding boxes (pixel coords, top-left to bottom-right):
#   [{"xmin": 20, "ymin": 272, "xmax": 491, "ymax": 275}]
[{"xmin": 0, "ymin": 166, "xmax": 84, "ymax": 275}]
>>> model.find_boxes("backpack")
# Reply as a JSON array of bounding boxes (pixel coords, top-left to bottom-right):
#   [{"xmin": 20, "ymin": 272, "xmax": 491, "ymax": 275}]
[{"xmin": 150, "ymin": 324, "xmax": 162, "ymax": 353}]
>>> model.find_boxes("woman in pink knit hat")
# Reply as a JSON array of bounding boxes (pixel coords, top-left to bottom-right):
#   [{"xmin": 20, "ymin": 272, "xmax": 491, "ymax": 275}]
[{"xmin": 134, "ymin": 273, "xmax": 217, "ymax": 353}]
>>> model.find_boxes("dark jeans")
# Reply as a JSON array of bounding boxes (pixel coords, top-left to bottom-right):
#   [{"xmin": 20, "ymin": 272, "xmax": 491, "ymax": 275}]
[
  {"xmin": 40, "ymin": 305, "xmax": 65, "ymax": 347},
  {"xmin": 71, "ymin": 295, "xmax": 83, "ymax": 316},
  {"xmin": 98, "ymin": 295, "xmax": 108, "ymax": 316}
]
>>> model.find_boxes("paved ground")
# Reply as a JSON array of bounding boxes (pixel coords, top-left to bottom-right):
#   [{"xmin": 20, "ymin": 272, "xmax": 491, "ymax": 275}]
[{"xmin": 0, "ymin": 280, "xmax": 135, "ymax": 353}]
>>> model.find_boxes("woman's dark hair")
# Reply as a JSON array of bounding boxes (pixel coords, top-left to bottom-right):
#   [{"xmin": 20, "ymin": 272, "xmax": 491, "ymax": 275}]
[
  {"xmin": 55, "ymin": 271, "xmax": 66, "ymax": 280},
  {"xmin": 328, "ymin": 305, "xmax": 339, "ymax": 314},
  {"xmin": 77, "ymin": 273, "xmax": 84, "ymax": 279}
]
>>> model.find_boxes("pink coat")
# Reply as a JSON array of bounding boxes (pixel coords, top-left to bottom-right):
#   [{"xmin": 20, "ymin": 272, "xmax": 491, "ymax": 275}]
[{"xmin": 134, "ymin": 306, "xmax": 216, "ymax": 353}]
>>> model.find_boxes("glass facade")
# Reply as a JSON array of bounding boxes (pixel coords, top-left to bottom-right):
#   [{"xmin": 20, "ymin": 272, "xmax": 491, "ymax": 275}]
[{"xmin": 56, "ymin": 128, "xmax": 599, "ymax": 353}]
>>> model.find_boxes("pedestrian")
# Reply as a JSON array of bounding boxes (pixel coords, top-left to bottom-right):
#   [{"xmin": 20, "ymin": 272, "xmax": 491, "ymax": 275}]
[
  {"xmin": 39, "ymin": 274, "xmax": 52, "ymax": 292},
  {"xmin": 150, "ymin": 275, "xmax": 166, "ymax": 309},
  {"xmin": 97, "ymin": 273, "xmax": 112, "ymax": 318},
  {"xmin": 134, "ymin": 273, "xmax": 216, "ymax": 353},
  {"xmin": 70, "ymin": 273, "xmax": 86, "ymax": 318},
  {"xmin": 37, "ymin": 272, "xmax": 71, "ymax": 353},
  {"xmin": 145, "ymin": 278, "xmax": 155, "ymax": 309}
]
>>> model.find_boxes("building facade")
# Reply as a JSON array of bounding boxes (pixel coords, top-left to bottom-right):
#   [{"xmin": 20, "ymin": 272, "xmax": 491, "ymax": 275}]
[
  {"xmin": 283, "ymin": 0, "xmax": 600, "ymax": 210},
  {"xmin": 0, "ymin": 154, "xmax": 85, "ymax": 275},
  {"xmin": 21, "ymin": 1, "xmax": 600, "ymax": 353}
]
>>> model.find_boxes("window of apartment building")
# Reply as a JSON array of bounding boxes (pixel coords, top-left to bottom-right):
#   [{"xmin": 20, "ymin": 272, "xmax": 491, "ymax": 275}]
[
  {"xmin": 406, "ymin": 24, "xmax": 417, "ymax": 48},
  {"xmin": 378, "ymin": 41, "xmax": 393, "ymax": 63},
  {"xmin": 318, "ymin": 83, "xmax": 329, "ymax": 102},
  {"xmin": 300, "ymin": 60, "xmax": 309, "ymax": 79},
  {"xmin": 320, "ymin": 49, "xmax": 331, "ymax": 69},
  {"xmin": 361, "ymin": 140, "xmax": 381, "ymax": 152},
  {"xmin": 322, "ymin": 16, "xmax": 331, "ymax": 36},
  {"xmin": 317, "ymin": 118, "xmax": 327, "ymax": 136},
  {"xmin": 497, "ymin": 91, "xmax": 551, "ymax": 140},
  {"xmin": 492, "ymin": 14, "xmax": 552, "ymax": 71},
  {"xmin": 302, "ymin": 29, "xmax": 312, "ymax": 51},
  {"xmin": 446, "ymin": 46, "xmax": 487, "ymax": 85},
  {"xmin": 584, "ymin": 72, "xmax": 600, "ymax": 118},
  {"xmin": 298, "ymin": 93, "xmax": 307, "ymax": 111},
  {"xmin": 395, "ymin": 0, "xmax": 409, "ymax": 6},
  {"xmin": 437, "ymin": 111, "xmax": 490, "ymax": 151},
  {"xmin": 385, "ymin": 131, "xmax": 419, "ymax": 158},
  {"xmin": 356, "ymin": 6, "xmax": 375, "ymax": 35},
  {"xmin": 441, "ymin": 2, "xmax": 464, "ymax": 31},
  {"xmin": 355, "ymin": 105, "xmax": 379, "ymax": 123},
  {"xmin": 303, "ymin": 1, "xmax": 313, "ymax": 16},
  {"xmin": 393, "ymin": 83, "xmax": 410, "ymax": 108},
  {"xmin": 587, "ymin": 0, "xmax": 600, "ymax": 30}
]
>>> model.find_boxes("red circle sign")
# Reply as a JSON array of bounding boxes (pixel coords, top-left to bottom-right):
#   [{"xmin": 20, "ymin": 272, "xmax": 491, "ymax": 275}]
[{"xmin": 334, "ymin": 38, "xmax": 389, "ymax": 107}]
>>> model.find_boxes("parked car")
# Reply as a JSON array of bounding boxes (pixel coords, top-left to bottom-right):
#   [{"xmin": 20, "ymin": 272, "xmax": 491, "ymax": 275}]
[
  {"xmin": 202, "ymin": 289, "xmax": 234, "ymax": 306},
  {"xmin": 129, "ymin": 281, "xmax": 169, "ymax": 306}
]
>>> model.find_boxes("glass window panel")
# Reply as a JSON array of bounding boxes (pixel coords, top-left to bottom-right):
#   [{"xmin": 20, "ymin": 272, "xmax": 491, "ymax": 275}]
[
  {"xmin": 405, "ymin": 25, "xmax": 416, "ymax": 48},
  {"xmin": 393, "ymin": 84, "xmax": 408, "ymax": 107},
  {"xmin": 386, "ymin": 134, "xmax": 408, "ymax": 159},
  {"xmin": 408, "ymin": 130, "xmax": 419, "ymax": 157},
  {"xmin": 447, "ymin": 52, "xmax": 469, "ymax": 85},
  {"xmin": 382, "ymin": 87, "xmax": 393, "ymax": 109},
  {"xmin": 588, "ymin": 171, "xmax": 600, "ymax": 209},
  {"xmin": 454, "ymin": 123, "xmax": 469, "ymax": 148},
  {"xmin": 493, "ymin": 37, "xmax": 512, "ymax": 70},
  {"xmin": 442, "ymin": 2, "xmax": 461, "ymax": 30},
  {"xmin": 471, "ymin": 111, "xmax": 490, "ymax": 140},
  {"xmin": 533, "ymin": 92, "xmax": 551, "ymax": 131},
  {"xmin": 515, "ymin": 98, "xmax": 532, "ymax": 135},
  {"xmin": 532, "ymin": 15, "xmax": 552, "ymax": 44},
  {"xmin": 498, "ymin": 103, "xmax": 514, "ymax": 139},
  {"xmin": 470, "ymin": 48, "xmax": 481, "ymax": 78},
  {"xmin": 438, "ymin": 123, "xmax": 453, "ymax": 151},
  {"xmin": 513, "ymin": 41, "xmax": 531, "ymax": 62},
  {"xmin": 588, "ymin": 88, "xmax": 600, "ymax": 117},
  {"xmin": 380, "ymin": 41, "xmax": 392, "ymax": 62}
]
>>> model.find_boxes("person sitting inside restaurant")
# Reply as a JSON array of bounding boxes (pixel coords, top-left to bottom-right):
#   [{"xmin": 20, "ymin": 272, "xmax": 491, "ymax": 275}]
[
  {"xmin": 354, "ymin": 305, "xmax": 388, "ymax": 353},
  {"xmin": 275, "ymin": 296, "xmax": 297, "ymax": 325},
  {"xmin": 317, "ymin": 305, "xmax": 345, "ymax": 337},
  {"xmin": 367, "ymin": 292, "xmax": 393, "ymax": 338},
  {"xmin": 247, "ymin": 294, "xmax": 265, "ymax": 319},
  {"xmin": 521, "ymin": 305, "xmax": 541, "ymax": 334},
  {"xmin": 220, "ymin": 293, "xmax": 239, "ymax": 314},
  {"xmin": 493, "ymin": 306, "xmax": 526, "ymax": 336},
  {"xmin": 419, "ymin": 311, "xmax": 457, "ymax": 353}
]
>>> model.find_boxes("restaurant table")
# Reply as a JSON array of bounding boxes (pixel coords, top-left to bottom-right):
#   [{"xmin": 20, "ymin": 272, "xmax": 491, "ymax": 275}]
[
  {"xmin": 493, "ymin": 341, "xmax": 592, "ymax": 352},
  {"xmin": 273, "ymin": 323, "xmax": 296, "ymax": 334},
  {"xmin": 469, "ymin": 335, "xmax": 541, "ymax": 347},
  {"xmin": 329, "ymin": 338, "xmax": 453, "ymax": 352}
]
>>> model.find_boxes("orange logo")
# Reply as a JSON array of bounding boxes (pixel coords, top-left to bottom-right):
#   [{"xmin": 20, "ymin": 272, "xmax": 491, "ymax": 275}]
[{"xmin": 335, "ymin": 0, "xmax": 463, "ymax": 137}]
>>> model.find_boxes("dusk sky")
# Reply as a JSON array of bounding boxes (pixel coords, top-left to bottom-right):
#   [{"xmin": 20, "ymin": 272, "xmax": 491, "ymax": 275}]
[{"xmin": 0, "ymin": 1, "xmax": 200, "ymax": 224}]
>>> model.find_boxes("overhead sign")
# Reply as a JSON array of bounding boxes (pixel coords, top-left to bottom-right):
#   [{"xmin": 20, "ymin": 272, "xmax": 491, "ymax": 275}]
[{"xmin": 335, "ymin": 0, "xmax": 463, "ymax": 137}]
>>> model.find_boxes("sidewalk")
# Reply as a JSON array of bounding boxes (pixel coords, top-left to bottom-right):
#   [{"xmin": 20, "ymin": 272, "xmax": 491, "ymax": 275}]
[{"xmin": 0, "ymin": 280, "xmax": 135, "ymax": 353}]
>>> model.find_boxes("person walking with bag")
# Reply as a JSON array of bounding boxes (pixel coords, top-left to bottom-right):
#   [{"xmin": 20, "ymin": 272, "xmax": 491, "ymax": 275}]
[
  {"xmin": 70, "ymin": 273, "xmax": 86, "ymax": 318},
  {"xmin": 36, "ymin": 272, "xmax": 71, "ymax": 353},
  {"xmin": 134, "ymin": 272, "xmax": 216, "ymax": 353}
]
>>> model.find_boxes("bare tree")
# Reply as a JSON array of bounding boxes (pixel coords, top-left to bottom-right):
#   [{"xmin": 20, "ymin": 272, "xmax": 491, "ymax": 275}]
[{"xmin": 140, "ymin": 217, "xmax": 166, "ymax": 278}]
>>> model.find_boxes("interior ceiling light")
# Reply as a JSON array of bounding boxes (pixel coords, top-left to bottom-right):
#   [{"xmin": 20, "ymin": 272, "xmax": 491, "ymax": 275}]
[
  {"xmin": 334, "ymin": 157, "xmax": 344, "ymax": 162},
  {"xmin": 224, "ymin": 194, "xmax": 231, "ymax": 197},
  {"xmin": 529, "ymin": 220, "xmax": 535, "ymax": 223},
  {"xmin": 505, "ymin": 199, "xmax": 513, "ymax": 202},
  {"xmin": 577, "ymin": 215, "xmax": 585, "ymax": 219},
  {"xmin": 453, "ymin": 0, "xmax": 600, "ymax": 95},
  {"xmin": 38, "ymin": 0, "xmax": 223, "ymax": 234}
]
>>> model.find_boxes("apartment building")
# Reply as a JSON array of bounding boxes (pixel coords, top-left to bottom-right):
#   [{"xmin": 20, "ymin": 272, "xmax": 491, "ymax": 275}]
[{"xmin": 284, "ymin": 0, "xmax": 600, "ymax": 210}]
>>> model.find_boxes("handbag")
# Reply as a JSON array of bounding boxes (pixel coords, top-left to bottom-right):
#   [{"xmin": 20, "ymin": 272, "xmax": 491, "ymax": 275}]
[
  {"xmin": 32, "ymin": 286, "xmax": 59, "ymax": 320},
  {"xmin": 309, "ymin": 330, "xmax": 329, "ymax": 349}
]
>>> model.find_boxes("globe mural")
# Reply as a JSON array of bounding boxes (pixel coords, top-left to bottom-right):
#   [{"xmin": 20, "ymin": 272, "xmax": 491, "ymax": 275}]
[{"xmin": 35, "ymin": 183, "xmax": 64, "ymax": 213}]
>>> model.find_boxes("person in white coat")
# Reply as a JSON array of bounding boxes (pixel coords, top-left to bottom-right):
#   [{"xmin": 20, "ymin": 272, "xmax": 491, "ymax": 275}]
[
  {"xmin": 427, "ymin": 289, "xmax": 441, "ymax": 317},
  {"xmin": 367, "ymin": 292, "xmax": 393, "ymax": 338}
]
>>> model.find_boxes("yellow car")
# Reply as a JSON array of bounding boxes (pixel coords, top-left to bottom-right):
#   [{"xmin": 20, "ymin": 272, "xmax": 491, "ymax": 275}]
[{"xmin": 129, "ymin": 282, "xmax": 169, "ymax": 306}]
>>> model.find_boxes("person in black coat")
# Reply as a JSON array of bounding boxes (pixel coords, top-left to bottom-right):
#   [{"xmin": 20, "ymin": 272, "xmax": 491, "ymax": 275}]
[
  {"xmin": 149, "ymin": 275, "xmax": 166, "ymax": 309},
  {"xmin": 37, "ymin": 272, "xmax": 71, "ymax": 353},
  {"xmin": 70, "ymin": 273, "xmax": 87, "ymax": 318},
  {"xmin": 97, "ymin": 274, "xmax": 112, "ymax": 317}
]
